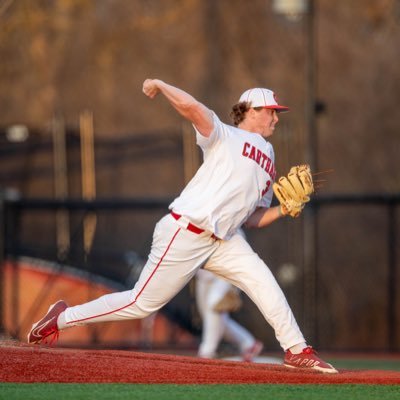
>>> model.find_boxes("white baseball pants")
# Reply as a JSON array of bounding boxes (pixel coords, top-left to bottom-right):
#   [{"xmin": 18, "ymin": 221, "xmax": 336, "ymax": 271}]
[{"xmin": 64, "ymin": 213, "xmax": 305, "ymax": 350}]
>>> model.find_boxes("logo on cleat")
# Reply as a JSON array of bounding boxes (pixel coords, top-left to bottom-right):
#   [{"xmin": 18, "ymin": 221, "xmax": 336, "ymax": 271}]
[
  {"xmin": 288, "ymin": 355, "xmax": 320, "ymax": 368},
  {"xmin": 29, "ymin": 317, "xmax": 56, "ymax": 342}
]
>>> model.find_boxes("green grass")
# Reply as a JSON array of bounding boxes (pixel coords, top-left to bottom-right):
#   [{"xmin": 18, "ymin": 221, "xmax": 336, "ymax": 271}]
[{"xmin": 1, "ymin": 384, "xmax": 400, "ymax": 400}]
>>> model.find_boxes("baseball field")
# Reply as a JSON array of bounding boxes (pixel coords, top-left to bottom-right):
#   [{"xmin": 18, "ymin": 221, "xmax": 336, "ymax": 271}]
[{"xmin": 1, "ymin": 340, "xmax": 400, "ymax": 399}]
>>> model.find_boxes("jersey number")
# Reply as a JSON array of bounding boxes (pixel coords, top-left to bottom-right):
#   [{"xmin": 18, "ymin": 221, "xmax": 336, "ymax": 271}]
[{"xmin": 261, "ymin": 180, "xmax": 271, "ymax": 197}]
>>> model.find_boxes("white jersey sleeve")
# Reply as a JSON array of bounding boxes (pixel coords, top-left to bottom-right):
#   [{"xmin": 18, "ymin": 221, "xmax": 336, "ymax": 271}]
[{"xmin": 194, "ymin": 112, "xmax": 226, "ymax": 149}]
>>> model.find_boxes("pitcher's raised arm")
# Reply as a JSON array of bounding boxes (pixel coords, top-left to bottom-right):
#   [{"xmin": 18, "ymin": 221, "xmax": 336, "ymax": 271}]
[{"xmin": 143, "ymin": 79, "xmax": 214, "ymax": 137}]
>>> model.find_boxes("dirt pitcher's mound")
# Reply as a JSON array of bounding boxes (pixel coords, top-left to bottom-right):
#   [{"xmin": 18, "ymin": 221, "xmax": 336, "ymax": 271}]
[{"xmin": 1, "ymin": 341, "xmax": 400, "ymax": 384}]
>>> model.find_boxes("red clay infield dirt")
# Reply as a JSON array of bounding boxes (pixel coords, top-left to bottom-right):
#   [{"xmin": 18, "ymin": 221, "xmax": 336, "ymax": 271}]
[{"xmin": 1, "ymin": 340, "xmax": 400, "ymax": 384}]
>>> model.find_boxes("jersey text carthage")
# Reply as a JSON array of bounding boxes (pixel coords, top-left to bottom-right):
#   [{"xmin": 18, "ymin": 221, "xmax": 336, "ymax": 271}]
[{"xmin": 242, "ymin": 142, "xmax": 276, "ymax": 180}]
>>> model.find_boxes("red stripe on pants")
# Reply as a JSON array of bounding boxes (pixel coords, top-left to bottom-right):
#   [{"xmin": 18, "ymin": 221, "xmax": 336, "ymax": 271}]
[{"xmin": 67, "ymin": 227, "xmax": 182, "ymax": 324}]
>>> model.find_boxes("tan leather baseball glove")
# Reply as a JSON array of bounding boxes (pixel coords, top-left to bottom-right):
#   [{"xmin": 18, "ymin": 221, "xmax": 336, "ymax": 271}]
[
  {"xmin": 213, "ymin": 287, "xmax": 242, "ymax": 313},
  {"xmin": 273, "ymin": 164, "xmax": 314, "ymax": 218}
]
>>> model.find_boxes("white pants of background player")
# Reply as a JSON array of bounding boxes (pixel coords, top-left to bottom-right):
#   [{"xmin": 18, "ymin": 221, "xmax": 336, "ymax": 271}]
[
  {"xmin": 196, "ymin": 268, "xmax": 259, "ymax": 359},
  {"xmin": 61, "ymin": 214, "xmax": 305, "ymax": 351}
]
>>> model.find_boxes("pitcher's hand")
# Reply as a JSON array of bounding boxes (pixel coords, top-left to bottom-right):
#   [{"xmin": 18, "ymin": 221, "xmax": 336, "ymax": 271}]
[{"xmin": 143, "ymin": 79, "xmax": 162, "ymax": 99}]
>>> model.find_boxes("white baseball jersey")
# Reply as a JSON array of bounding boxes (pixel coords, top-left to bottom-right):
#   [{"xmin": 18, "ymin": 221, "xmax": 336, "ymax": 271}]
[{"xmin": 169, "ymin": 112, "xmax": 276, "ymax": 240}]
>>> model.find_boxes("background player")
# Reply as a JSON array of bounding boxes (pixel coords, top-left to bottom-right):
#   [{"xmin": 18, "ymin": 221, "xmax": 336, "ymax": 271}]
[
  {"xmin": 28, "ymin": 79, "xmax": 338, "ymax": 374},
  {"xmin": 196, "ymin": 268, "xmax": 263, "ymax": 362}
]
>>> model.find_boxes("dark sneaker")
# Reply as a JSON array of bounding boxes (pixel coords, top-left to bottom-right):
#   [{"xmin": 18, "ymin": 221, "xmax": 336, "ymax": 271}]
[
  {"xmin": 242, "ymin": 340, "xmax": 264, "ymax": 362},
  {"xmin": 27, "ymin": 300, "xmax": 68, "ymax": 344},
  {"xmin": 284, "ymin": 346, "xmax": 338, "ymax": 374}
]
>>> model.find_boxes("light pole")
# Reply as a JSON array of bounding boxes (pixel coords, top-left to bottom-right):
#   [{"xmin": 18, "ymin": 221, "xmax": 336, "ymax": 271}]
[
  {"xmin": 273, "ymin": 0, "xmax": 309, "ymax": 21},
  {"xmin": 272, "ymin": 0, "xmax": 316, "ymax": 168}
]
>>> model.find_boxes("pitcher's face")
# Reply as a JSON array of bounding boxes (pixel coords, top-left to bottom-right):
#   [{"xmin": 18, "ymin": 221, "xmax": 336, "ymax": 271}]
[{"xmin": 254, "ymin": 108, "xmax": 279, "ymax": 138}]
